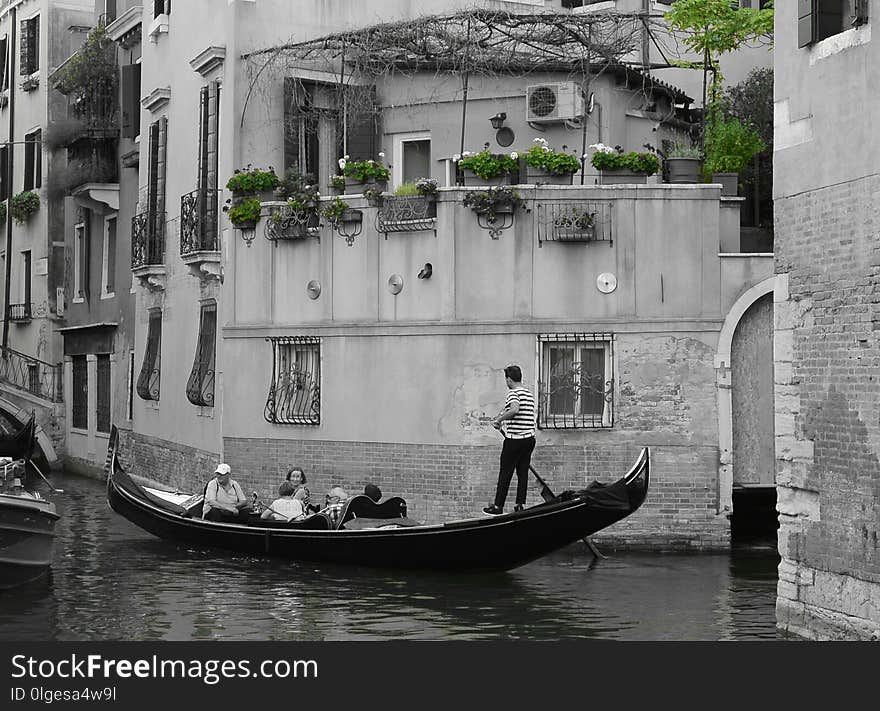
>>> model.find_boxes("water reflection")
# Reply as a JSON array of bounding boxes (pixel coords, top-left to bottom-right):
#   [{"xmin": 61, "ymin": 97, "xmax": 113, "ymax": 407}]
[{"xmin": 0, "ymin": 470, "xmax": 780, "ymax": 641}]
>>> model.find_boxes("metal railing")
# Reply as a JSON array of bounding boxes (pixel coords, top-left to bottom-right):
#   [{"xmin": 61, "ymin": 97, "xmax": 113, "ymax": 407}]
[
  {"xmin": 376, "ymin": 195, "xmax": 437, "ymax": 234},
  {"xmin": 0, "ymin": 347, "xmax": 63, "ymax": 402},
  {"xmin": 180, "ymin": 189, "xmax": 220, "ymax": 255},
  {"xmin": 536, "ymin": 200, "xmax": 613, "ymax": 245},
  {"xmin": 8, "ymin": 303, "xmax": 32, "ymax": 322},
  {"xmin": 131, "ymin": 210, "xmax": 165, "ymax": 268}
]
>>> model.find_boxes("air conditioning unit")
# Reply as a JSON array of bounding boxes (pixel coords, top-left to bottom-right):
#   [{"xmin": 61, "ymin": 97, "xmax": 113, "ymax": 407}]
[{"xmin": 526, "ymin": 82, "xmax": 585, "ymax": 123}]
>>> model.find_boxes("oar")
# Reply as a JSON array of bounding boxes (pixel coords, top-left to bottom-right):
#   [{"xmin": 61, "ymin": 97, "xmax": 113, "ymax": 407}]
[
  {"xmin": 26, "ymin": 459, "xmax": 64, "ymax": 494},
  {"xmin": 495, "ymin": 427, "xmax": 605, "ymax": 559}
]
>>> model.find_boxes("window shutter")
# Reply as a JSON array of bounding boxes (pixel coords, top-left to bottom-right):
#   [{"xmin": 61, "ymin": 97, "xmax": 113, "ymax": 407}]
[
  {"xmin": 81, "ymin": 210, "xmax": 91, "ymax": 301},
  {"xmin": 157, "ymin": 116, "xmax": 167, "ymax": 215},
  {"xmin": 34, "ymin": 129, "xmax": 41, "ymax": 188},
  {"xmin": 23, "ymin": 134, "xmax": 34, "ymax": 191},
  {"xmin": 197, "ymin": 85, "xmax": 208, "ymax": 198},
  {"xmin": 19, "ymin": 20, "xmax": 28, "ymax": 75},
  {"xmin": 0, "ymin": 145, "xmax": 8, "ymax": 201},
  {"xmin": 798, "ymin": 0, "xmax": 816, "ymax": 48},
  {"xmin": 29, "ymin": 17, "xmax": 39, "ymax": 73},
  {"xmin": 148, "ymin": 120, "xmax": 160, "ymax": 215},
  {"xmin": 0, "ymin": 36, "xmax": 7, "ymax": 91},
  {"xmin": 853, "ymin": 0, "xmax": 869, "ymax": 25},
  {"xmin": 106, "ymin": 218, "xmax": 116, "ymax": 293},
  {"xmin": 121, "ymin": 64, "xmax": 141, "ymax": 139}
]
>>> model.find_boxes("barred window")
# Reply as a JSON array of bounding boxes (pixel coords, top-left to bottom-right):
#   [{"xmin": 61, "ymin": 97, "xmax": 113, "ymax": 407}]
[
  {"xmin": 72, "ymin": 355, "xmax": 88, "ymax": 430},
  {"xmin": 538, "ymin": 333, "xmax": 614, "ymax": 429},
  {"xmin": 137, "ymin": 309, "xmax": 161, "ymax": 401},
  {"xmin": 264, "ymin": 336, "xmax": 321, "ymax": 425},
  {"xmin": 186, "ymin": 301, "xmax": 216, "ymax": 407},
  {"xmin": 96, "ymin": 354, "xmax": 111, "ymax": 433}
]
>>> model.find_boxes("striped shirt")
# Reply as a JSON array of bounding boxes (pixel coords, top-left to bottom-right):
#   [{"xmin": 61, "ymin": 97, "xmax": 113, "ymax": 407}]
[{"xmin": 503, "ymin": 387, "xmax": 536, "ymax": 439}]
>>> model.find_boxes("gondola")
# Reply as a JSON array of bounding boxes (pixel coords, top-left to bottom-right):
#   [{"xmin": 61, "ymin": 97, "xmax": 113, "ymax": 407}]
[
  {"xmin": 105, "ymin": 426, "xmax": 650, "ymax": 572},
  {"xmin": 0, "ymin": 412, "xmax": 36, "ymax": 460}
]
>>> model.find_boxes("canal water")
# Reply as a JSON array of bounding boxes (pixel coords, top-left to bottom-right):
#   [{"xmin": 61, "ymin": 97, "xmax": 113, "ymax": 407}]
[{"xmin": 1, "ymin": 470, "xmax": 782, "ymax": 641}]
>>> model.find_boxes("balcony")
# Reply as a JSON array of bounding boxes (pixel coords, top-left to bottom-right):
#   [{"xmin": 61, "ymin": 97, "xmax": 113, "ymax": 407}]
[
  {"xmin": 131, "ymin": 210, "xmax": 166, "ymax": 290},
  {"xmin": 180, "ymin": 189, "xmax": 221, "ymax": 281},
  {"xmin": 8, "ymin": 303, "xmax": 32, "ymax": 323},
  {"xmin": 0, "ymin": 347, "xmax": 63, "ymax": 402}
]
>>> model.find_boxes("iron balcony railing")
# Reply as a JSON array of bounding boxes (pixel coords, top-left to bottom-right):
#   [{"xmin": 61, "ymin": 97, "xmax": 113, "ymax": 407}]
[
  {"xmin": 0, "ymin": 346, "xmax": 63, "ymax": 402},
  {"xmin": 131, "ymin": 210, "xmax": 165, "ymax": 268},
  {"xmin": 8, "ymin": 303, "xmax": 32, "ymax": 322},
  {"xmin": 180, "ymin": 189, "xmax": 220, "ymax": 256}
]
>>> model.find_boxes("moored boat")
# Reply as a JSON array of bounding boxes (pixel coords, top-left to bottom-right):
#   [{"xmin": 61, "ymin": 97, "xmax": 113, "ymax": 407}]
[
  {"xmin": 105, "ymin": 426, "xmax": 649, "ymax": 572},
  {"xmin": 0, "ymin": 412, "xmax": 36, "ymax": 460},
  {"xmin": 0, "ymin": 460, "xmax": 59, "ymax": 589}
]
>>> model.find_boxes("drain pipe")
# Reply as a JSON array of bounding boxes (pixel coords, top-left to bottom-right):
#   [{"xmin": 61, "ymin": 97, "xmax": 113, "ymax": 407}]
[{"xmin": 2, "ymin": 4, "xmax": 17, "ymax": 350}]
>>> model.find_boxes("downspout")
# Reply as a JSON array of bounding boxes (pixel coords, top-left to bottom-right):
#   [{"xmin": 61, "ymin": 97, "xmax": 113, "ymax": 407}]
[{"xmin": 2, "ymin": 4, "xmax": 17, "ymax": 350}]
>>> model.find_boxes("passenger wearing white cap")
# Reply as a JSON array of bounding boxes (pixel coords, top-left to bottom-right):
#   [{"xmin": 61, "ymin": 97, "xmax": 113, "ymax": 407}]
[{"xmin": 202, "ymin": 463, "xmax": 249, "ymax": 521}]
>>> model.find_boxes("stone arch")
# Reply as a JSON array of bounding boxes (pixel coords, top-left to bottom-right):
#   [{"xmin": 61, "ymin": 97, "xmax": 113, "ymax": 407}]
[
  {"xmin": 0, "ymin": 398, "xmax": 59, "ymax": 466},
  {"xmin": 714, "ymin": 276, "xmax": 777, "ymax": 514}
]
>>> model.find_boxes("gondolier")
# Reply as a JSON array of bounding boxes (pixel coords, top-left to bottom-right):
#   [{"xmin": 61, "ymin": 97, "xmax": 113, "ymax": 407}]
[{"xmin": 483, "ymin": 364, "xmax": 537, "ymax": 516}]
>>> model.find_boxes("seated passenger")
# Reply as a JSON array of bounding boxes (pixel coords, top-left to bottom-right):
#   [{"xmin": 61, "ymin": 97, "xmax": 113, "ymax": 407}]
[
  {"xmin": 285, "ymin": 466, "xmax": 312, "ymax": 511},
  {"xmin": 202, "ymin": 463, "xmax": 250, "ymax": 522},
  {"xmin": 320, "ymin": 485, "xmax": 349, "ymax": 527},
  {"xmin": 261, "ymin": 481, "xmax": 305, "ymax": 523},
  {"xmin": 364, "ymin": 483, "xmax": 382, "ymax": 503}
]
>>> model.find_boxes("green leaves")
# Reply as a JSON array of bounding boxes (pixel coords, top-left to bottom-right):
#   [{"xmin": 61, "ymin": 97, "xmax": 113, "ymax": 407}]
[
  {"xmin": 665, "ymin": 0, "xmax": 774, "ymax": 58},
  {"xmin": 225, "ymin": 167, "xmax": 280, "ymax": 195},
  {"xmin": 591, "ymin": 149, "xmax": 660, "ymax": 175},
  {"xmin": 703, "ymin": 117, "xmax": 765, "ymax": 174},
  {"xmin": 10, "ymin": 191, "xmax": 40, "ymax": 224}
]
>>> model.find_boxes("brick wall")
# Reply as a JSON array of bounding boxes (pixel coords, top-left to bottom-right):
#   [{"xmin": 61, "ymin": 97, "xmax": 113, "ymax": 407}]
[{"xmin": 774, "ymin": 175, "xmax": 880, "ymax": 640}]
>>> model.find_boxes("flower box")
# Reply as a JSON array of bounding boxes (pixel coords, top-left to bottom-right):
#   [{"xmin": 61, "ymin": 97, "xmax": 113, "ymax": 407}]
[
  {"xmin": 554, "ymin": 225, "xmax": 596, "ymax": 242},
  {"xmin": 665, "ymin": 157, "xmax": 702, "ymax": 184},
  {"xmin": 344, "ymin": 176, "xmax": 387, "ymax": 194},
  {"xmin": 523, "ymin": 166, "xmax": 574, "ymax": 185},
  {"xmin": 460, "ymin": 170, "xmax": 511, "ymax": 187},
  {"xmin": 598, "ymin": 169, "xmax": 647, "ymax": 185}
]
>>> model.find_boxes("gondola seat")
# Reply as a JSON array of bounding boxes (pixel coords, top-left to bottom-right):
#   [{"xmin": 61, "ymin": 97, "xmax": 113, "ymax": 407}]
[
  {"xmin": 245, "ymin": 513, "xmax": 331, "ymax": 530},
  {"xmin": 337, "ymin": 495, "xmax": 408, "ymax": 530}
]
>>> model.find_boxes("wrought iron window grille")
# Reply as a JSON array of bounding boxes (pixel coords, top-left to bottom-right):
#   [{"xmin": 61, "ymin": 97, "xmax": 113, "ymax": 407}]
[
  {"xmin": 264, "ymin": 204, "xmax": 321, "ymax": 243},
  {"xmin": 376, "ymin": 195, "xmax": 437, "ymax": 236},
  {"xmin": 536, "ymin": 201, "xmax": 613, "ymax": 246},
  {"xmin": 8, "ymin": 303, "xmax": 32, "ymax": 322},
  {"xmin": 131, "ymin": 210, "xmax": 165, "ymax": 268},
  {"xmin": 136, "ymin": 310, "xmax": 162, "ymax": 401},
  {"xmin": 537, "ymin": 333, "xmax": 614, "ymax": 430},
  {"xmin": 186, "ymin": 303, "xmax": 216, "ymax": 407},
  {"xmin": 264, "ymin": 336, "xmax": 321, "ymax": 425},
  {"xmin": 180, "ymin": 189, "xmax": 220, "ymax": 256}
]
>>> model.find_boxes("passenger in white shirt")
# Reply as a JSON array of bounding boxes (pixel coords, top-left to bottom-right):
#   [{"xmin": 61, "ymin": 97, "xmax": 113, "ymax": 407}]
[{"xmin": 261, "ymin": 481, "xmax": 305, "ymax": 522}]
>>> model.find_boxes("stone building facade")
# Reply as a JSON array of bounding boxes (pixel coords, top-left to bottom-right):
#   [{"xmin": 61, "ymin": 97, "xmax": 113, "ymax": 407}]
[{"xmin": 773, "ymin": 1, "xmax": 880, "ymax": 639}]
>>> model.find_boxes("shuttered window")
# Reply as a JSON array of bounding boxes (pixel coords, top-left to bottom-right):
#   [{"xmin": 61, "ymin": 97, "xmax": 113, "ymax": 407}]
[
  {"xmin": 121, "ymin": 64, "xmax": 141, "ymax": 139},
  {"xmin": 23, "ymin": 129, "xmax": 41, "ymax": 191},
  {"xmin": 0, "ymin": 145, "xmax": 8, "ymax": 201},
  {"xmin": 19, "ymin": 16, "xmax": 39, "ymax": 76},
  {"xmin": 96, "ymin": 355, "xmax": 111, "ymax": 433},
  {"xmin": 0, "ymin": 35, "xmax": 8, "ymax": 92},
  {"xmin": 148, "ymin": 117, "xmax": 167, "ymax": 218},
  {"xmin": 186, "ymin": 302, "xmax": 216, "ymax": 407},
  {"xmin": 136, "ymin": 309, "xmax": 162, "ymax": 401},
  {"xmin": 72, "ymin": 356, "xmax": 88, "ymax": 430},
  {"xmin": 799, "ymin": 0, "xmax": 868, "ymax": 48},
  {"xmin": 196, "ymin": 81, "xmax": 220, "ymax": 248}
]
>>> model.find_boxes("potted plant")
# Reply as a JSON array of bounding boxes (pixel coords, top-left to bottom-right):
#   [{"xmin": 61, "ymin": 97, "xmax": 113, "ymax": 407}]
[
  {"xmin": 552, "ymin": 206, "xmax": 597, "ymax": 241},
  {"xmin": 223, "ymin": 196, "xmax": 261, "ymax": 230},
  {"xmin": 322, "ymin": 196, "xmax": 361, "ymax": 225},
  {"xmin": 589, "ymin": 143, "xmax": 660, "ymax": 185},
  {"xmin": 0, "ymin": 201, "xmax": 6, "ymax": 226},
  {"xmin": 456, "ymin": 144, "xmax": 519, "ymax": 186},
  {"xmin": 329, "ymin": 174, "xmax": 346, "ymax": 194},
  {"xmin": 462, "ymin": 185, "xmax": 522, "ymax": 238},
  {"xmin": 339, "ymin": 153, "xmax": 391, "ymax": 194},
  {"xmin": 10, "ymin": 191, "xmax": 40, "ymax": 224},
  {"xmin": 703, "ymin": 117, "xmax": 765, "ymax": 195},
  {"xmin": 664, "ymin": 142, "xmax": 703, "ymax": 184},
  {"xmin": 226, "ymin": 165, "xmax": 280, "ymax": 203},
  {"xmin": 521, "ymin": 138, "xmax": 582, "ymax": 185},
  {"xmin": 378, "ymin": 179, "xmax": 439, "ymax": 231}
]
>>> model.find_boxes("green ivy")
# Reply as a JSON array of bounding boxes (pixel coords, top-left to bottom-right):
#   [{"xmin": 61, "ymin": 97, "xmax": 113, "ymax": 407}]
[
  {"xmin": 10, "ymin": 191, "xmax": 40, "ymax": 224},
  {"xmin": 225, "ymin": 166, "xmax": 280, "ymax": 195}
]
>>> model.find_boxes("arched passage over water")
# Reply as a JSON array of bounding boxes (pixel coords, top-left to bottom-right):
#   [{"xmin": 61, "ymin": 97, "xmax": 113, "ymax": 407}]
[{"xmin": 0, "ymin": 400, "xmax": 59, "ymax": 467}]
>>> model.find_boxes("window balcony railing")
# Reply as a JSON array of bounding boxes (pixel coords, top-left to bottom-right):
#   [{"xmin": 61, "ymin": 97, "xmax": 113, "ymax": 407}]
[
  {"xmin": 376, "ymin": 195, "xmax": 437, "ymax": 234},
  {"xmin": 131, "ymin": 210, "xmax": 165, "ymax": 268},
  {"xmin": 0, "ymin": 346, "xmax": 63, "ymax": 402},
  {"xmin": 180, "ymin": 189, "xmax": 220, "ymax": 256},
  {"xmin": 536, "ymin": 200, "xmax": 613, "ymax": 245},
  {"xmin": 8, "ymin": 303, "xmax": 32, "ymax": 322}
]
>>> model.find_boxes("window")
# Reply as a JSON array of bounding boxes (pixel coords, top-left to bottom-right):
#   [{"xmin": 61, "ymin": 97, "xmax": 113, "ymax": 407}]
[
  {"xmin": 102, "ymin": 216, "xmax": 116, "ymax": 297},
  {"xmin": 538, "ymin": 334, "xmax": 614, "ymax": 429},
  {"xmin": 194, "ymin": 81, "xmax": 220, "ymax": 250},
  {"xmin": 799, "ymin": 0, "xmax": 869, "ymax": 47},
  {"xmin": 102, "ymin": 0, "xmax": 117, "ymax": 24},
  {"xmin": 19, "ymin": 15, "xmax": 39, "ymax": 76},
  {"xmin": 0, "ymin": 145, "xmax": 8, "ymax": 201},
  {"xmin": 0, "ymin": 34, "xmax": 9, "ymax": 93},
  {"xmin": 72, "ymin": 355, "xmax": 88, "ymax": 430},
  {"xmin": 73, "ymin": 221, "xmax": 89, "ymax": 302},
  {"xmin": 96, "ymin": 354, "xmax": 111, "ymax": 433},
  {"xmin": 392, "ymin": 131, "xmax": 431, "ymax": 188},
  {"xmin": 27, "ymin": 363, "xmax": 39, "ymax": 395},
  {"xmin": 127, "ymin": 350, "xmax": 134, "ymax": 420},
  {"xmin": 154, "ymin": 0, "xmax": 171, "ymax": 18},
  {"xmin": 148, "ymin": 117, "xmax": 167, "ymax": 218},
  {"xmin": 186, "ymin": 301, "xmax": 216, "ymax": 407},
  {"xmin": 21, "ymin": 250, "xmax": 30, "ymax": 309},
  {"xmin": 121, "ymin": 64, "xmax": 141, "ymax": 139},
  {"xmin": 23, "ymin": 129, "xmax": 41, "ymax": 191},
  {"xmin": 264, "ymin": 336, "xmax": 321, "ymax": 425},
  {"xmin": 136, "ymin": 309, "xmax": 161, "ymax": 401}
]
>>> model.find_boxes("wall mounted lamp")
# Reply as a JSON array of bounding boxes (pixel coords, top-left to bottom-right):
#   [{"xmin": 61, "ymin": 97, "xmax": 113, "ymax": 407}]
[
  {"xmin": 418, "ymin": 263, "xmax": 433, "ymax": 280},
  {"xmin": 489, "ymin": 112, "xmax": 507, "ymax": 129}
]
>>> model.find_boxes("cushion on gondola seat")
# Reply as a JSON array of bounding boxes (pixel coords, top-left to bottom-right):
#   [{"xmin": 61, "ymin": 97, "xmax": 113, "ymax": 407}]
[
  {"xmin": 336, "ymin": 495, "xmax": 408, "ymax": 530},
  {"xmin": 341, "ymin": 516, "xmax": 420, "ymax": 530},
  {"xmin": 246, "ymin": 513, "xmax": 331, "ymax": 530}
]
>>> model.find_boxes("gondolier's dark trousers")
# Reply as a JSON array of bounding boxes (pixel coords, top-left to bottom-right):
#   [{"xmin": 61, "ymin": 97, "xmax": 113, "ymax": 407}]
[{"xmin": 494, "ymin": 436, "xmax": 536, "ymax": 509}]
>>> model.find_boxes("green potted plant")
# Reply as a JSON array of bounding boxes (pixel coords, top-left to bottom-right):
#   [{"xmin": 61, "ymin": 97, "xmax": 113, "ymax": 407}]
[
  {"xmin": 456, "ymin": 144, "xmax": 519, "ymax": 186},
  {"xmin": 521, "ymin": 138, "xmax": 582, "ymax": 185},
  {"xmin": 0, "ymin": 200, "xmax": 6, "ymax": 226},
  {"xmin": 589, "ymin": 144, "xmax": 660, "ymax": 185},
  {"xmin": 378, "ymin": 179, "xmax": 439, "ymax": 231},
  {"xmin": 223, "ymin": 197, "xmax": 261, "ymax": 230},
  {"xmin": 322, "ymin": 196, "xmax": 361, "ymax": 225},
  {"xmin": 552, "ymin": 205, "xmax": 597, "ymax": 241},
  {"xmin": 226, "ymin": 165, "xmax": 280, "ymax": 202},
  {"xmin": 703, "ymin": 117, "xmax": 765, "ymax": 195},
  {"xmin": 10, "ymin": 191, "xmax": 40, "ymax": 224},
  {"xmin": 329, "ymin": 174, "xmax": 346, "ymax": 194},
  {"xmin": 663, "ymin": 142, "xmax": 703, "ymax": 184},
  {"xmin": 462, "ymin": 185, "xmax": 522, "ymax": 238},
  {"xmin": 339, "ymin": 153, "xmax": 391, "ymax": 194}
]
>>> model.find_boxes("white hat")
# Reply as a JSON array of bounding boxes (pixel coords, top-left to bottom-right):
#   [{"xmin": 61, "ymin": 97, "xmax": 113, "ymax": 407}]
[{"xmin": 214, "ymin": 463, "xmax": 231, "ymax": 476}]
